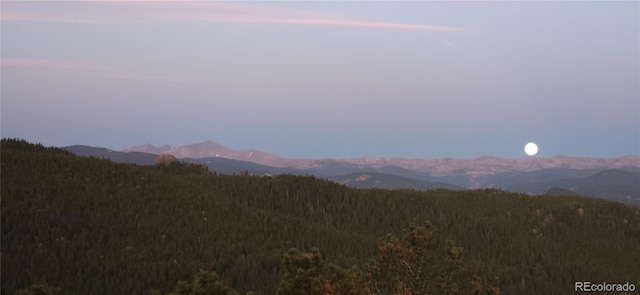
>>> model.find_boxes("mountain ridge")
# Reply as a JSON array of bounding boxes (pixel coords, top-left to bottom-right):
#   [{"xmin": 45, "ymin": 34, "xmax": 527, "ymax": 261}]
[
  {"xmin": 123, "ymin": 140, "xmax": 640, "ymax": 177},
  {"xmin": 64, "ymin": 142, "xmax": 640, "ymax": 206},
  {"xmin": 125, "ymin": 141, "xmax": 315, "ymax": 169}
]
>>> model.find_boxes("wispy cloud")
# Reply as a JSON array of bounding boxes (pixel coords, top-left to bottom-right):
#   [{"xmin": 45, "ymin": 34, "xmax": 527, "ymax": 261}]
[
  {"xmin": 1, "ymin": 1, "xmax": 464, "ymax": 32},
  {"xmin": 185, "ymin": 17, "xmax": 463, "ymax": 32}
]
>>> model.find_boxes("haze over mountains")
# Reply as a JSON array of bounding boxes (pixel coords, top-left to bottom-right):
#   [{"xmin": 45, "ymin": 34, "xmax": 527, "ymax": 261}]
[
  {"xmin": 64, "ymin": 140, "xmax": 640, "ymax": 206},
  {"xmin": 124, "ymin": 141, "xmax": 639, "ymax": 173}
]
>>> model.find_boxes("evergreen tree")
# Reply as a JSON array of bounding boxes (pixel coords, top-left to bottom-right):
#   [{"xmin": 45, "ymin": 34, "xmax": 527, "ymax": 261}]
[
  {"xmin": 167, "ymin": 270, "xmax": 240, "ymax": 295},
  {"xmin": 12, "ymin": 284, "xmax": 61, "ymax": 295}
]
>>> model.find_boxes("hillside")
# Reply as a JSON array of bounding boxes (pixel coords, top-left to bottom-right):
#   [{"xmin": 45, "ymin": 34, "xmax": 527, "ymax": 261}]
[
  {"xmin": 61, "ymin": 145, "xmax": 464, "ymax": 190},
  {"xmin": 63, "ymin": 145, "xmax": 158, "ymax": 166},
  {"xmin": 330, "ymin": 172, "xmax": 463, "ymax": 190},
  {"xmin": 64, "ymin": 144, "xmax": 640, "ymax": 205},
  {"xmin": 3, "ymin": 139, "xmax": 640, "ymax": 295},
  {"xmin": 508, "ymin": 169, "xmax": 640, "ymax": 206}
]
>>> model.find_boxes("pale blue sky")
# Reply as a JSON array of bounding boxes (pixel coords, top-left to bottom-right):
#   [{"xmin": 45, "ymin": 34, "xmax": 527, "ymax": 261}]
[{"xmin": 1, "ymin": 1, "xmax": 638, "ymax": 159}]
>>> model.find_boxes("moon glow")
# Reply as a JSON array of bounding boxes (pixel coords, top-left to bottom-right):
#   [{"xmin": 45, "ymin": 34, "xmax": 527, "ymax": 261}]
[{"xmin": 524, "ymin": 142, "xmax": 538, "ymax": 156}]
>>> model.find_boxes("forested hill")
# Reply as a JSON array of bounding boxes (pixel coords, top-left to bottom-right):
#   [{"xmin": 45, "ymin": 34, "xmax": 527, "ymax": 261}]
[{"xmin": 2, "ymin": 139, "xmax": 640, "ymax": 295}]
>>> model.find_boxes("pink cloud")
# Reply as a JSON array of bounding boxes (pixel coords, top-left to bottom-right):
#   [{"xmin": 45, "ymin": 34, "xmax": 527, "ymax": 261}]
[
  {"xmin": 2, "ymin": 1, "xmax": 464, "ymax": 32},
  {"xmin": 200, "ymin": 17, "xmax": 463, "ymax": 32},
  {"xmin": 0, "ymin": 13, "xmax": 87, "ymax": 23}
]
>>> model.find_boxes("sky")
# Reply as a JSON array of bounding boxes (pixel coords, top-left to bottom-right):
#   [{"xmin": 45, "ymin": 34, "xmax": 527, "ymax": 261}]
[{"xmin": 1, "ymin": 1, "xmax": 639, "ymax": 159}]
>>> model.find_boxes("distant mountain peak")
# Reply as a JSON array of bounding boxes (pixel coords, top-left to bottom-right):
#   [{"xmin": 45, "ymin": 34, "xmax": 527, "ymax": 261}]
[
  {"xmin": 124, "ymin": 143, "xmax": 171, "ymax": 154},
  {"xmin": 191, "ymin": 140, "xmax": 225, "ymax": 148},
  {"xmin": 69, "ymin": 140, "xmax": 640, "ymax": 206},
  {"xmin": 122, "ymin": 140, "xmax": 640, "ymax": 179},
  {"xmin": 121, "ymin": 140, "xmax": 303, "ymax": 168}
]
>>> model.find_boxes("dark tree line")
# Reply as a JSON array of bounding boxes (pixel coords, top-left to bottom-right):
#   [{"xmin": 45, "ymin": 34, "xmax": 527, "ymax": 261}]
[{"xmin": 2, "ymin": 138, "xmax": 639, "ymax": 295}]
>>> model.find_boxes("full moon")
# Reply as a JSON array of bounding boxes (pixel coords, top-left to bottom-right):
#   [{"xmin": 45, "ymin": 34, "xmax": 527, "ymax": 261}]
[{"xmin": 524, "ymin": 142, "xmax": 538, "ymax": 156}]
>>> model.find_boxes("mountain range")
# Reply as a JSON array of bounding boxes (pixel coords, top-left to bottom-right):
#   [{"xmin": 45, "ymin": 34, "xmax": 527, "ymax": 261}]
[{"xmin": 64, "ymin": 140, "xmax": 640, "ymax": 206}]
